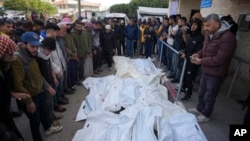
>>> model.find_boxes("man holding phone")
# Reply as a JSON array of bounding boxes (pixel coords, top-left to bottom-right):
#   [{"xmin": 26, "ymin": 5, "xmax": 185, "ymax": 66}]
[{"xmin": 188, "ymin": 14, "xmax": 237, "ymax": 123}]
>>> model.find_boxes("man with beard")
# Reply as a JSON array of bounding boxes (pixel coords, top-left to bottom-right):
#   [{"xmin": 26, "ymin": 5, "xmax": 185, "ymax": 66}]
[
  {"xmin": 10, "ymin": 32, "xmax": 62, "ymax": 141},
  {"xmin": 72, "ymin": 21, "xmax": 90, "ymax": 84},
  {"xmin": 60, "ymin": 18, "xmax": 77, "ymax": 92},
  {"xmin": 189, "ymin": 14, "xmax": 237, "ymax": 123},
  {"xmin": 0, "ymin": 35, "xmax": 31, "ymax": 141}
]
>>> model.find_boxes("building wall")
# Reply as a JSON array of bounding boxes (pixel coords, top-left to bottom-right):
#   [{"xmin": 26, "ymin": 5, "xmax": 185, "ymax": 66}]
[
  {"xmin": 200, "ymin": 0, "xmax": 250, "ymax": 21},
  {"xmin": 178, "ymin": 0, "xmax": 200, "ymax": 21}
]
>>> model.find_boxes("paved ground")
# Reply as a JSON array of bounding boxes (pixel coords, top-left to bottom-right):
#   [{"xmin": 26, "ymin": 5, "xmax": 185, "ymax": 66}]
[{"xmin": 13, "ymin": 61, "xmax": 249, "ymax": 141}]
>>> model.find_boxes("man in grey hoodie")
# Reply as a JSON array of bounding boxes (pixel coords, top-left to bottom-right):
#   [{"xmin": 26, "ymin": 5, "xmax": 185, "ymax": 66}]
[{"xmin": 188, "ymin": 14, "xmax": 237, "ymax": 123}]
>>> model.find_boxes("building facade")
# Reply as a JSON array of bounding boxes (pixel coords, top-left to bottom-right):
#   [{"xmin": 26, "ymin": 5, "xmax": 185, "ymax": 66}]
[{"xmin": 53, "ymin": 0, "xmax": 101, "ymax": 18}]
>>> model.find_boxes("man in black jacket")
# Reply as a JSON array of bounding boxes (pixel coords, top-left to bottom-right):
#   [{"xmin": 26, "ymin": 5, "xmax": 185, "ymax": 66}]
[
  {"xmin": 100, "ymin": 24, "xmax": 115, "ymax": 70},
  {"xmin": 180, "ymin": 18, "xmax": 204, "ymax": 102}
]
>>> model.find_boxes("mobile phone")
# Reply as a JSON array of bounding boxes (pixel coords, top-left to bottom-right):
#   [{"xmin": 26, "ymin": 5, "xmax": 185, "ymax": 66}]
[{"xmin": 189, "ymin": 56, "xmax": 194, "ymax": 60}]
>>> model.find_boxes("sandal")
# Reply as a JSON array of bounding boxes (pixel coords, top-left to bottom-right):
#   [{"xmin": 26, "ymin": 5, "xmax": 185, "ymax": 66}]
[
  {"xmin": 58, "ymin": 98, "xmax": 69, "ymax": 105},
  {"xmin": 54, "ymin": 106, "xmax": 66, "ymax": 112}
]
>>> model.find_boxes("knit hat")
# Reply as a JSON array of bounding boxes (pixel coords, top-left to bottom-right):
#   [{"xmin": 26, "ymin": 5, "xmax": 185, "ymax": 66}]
[
  {"xmin": 105, "ymin": 24, "xmax": 111, "ymax": 30},
  {"xmin": 60, "ymin": 17, "xmax": 73, "ymax": 24},
  {"xmin": 41, "ymin": 37, "xmax": 56, "ymax": 51},
  {"xmin": 85, "ymin": 22, "xmax": 94, "ymax": 29},
  {"xmin": 0, "ymin": 35, "xmax": 17, "ymax": 56}
]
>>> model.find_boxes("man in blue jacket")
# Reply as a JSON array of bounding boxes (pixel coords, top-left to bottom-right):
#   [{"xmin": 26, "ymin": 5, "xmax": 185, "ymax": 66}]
[{"xmin": 125, "ymin": 19, "xmax": 138, "ymax": 57}]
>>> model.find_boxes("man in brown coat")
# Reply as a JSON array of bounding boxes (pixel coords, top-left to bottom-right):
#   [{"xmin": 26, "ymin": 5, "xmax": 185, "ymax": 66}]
[{"xmin": 189, "ymin": 13, "xmax": 237, "ymax": 123}]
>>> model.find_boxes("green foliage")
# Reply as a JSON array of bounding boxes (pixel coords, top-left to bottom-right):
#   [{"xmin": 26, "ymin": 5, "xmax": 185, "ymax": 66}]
[
  {"xmin": 3, "ymin": 0, "xmax": 57, "ymax": 14},
  {"xmin": 110, "ymin": 0, "xmax": 168, "ymax": 18}
]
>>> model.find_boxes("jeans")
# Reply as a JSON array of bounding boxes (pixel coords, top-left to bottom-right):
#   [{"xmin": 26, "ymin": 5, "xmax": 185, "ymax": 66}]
[
  {"xmin": 126, "ymin": 39, "xmax": 134, "ymax": 56},
  {"xmin": 171, "ymin": 53, "xmax": 180, "ymax": 79},
  {"xmin": 103, "ymin": 50, "xmax": 113, "ymax": 68},
  {"xmin": 157, "ymin": 40, "xmax": 163, "ymax": 60},
  {"xmin": 196, "ymin": 73, "xmax": 225, "ymax": 117},
  {"xmin": 53, "ymin": 78, "xmax": 63, "ymax": 108},
  {"xmin": 23, "ymin": 91, "xmax": 52, "ymax": 141}
]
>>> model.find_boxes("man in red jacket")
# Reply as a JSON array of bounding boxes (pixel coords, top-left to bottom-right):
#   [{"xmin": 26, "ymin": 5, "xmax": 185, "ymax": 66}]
[{"xmin": 189, "ymin": 13, "xmax": 237, "ymax": 123}]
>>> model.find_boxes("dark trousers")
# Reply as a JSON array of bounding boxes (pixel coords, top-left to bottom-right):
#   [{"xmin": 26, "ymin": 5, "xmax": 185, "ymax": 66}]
[
  {"xmin": 197, "ymin": 73, "xmax": 225, "ymax": 117},
  {"xmin": 77, "ymin": 57, "xmax": 85, "ymax": 81},
  {"xmin": 93, "ymin": 48, "xmax": 102, "ymax": 71},
  {"xmin": 139, "ymin": 42, "xmax": 144, "ymax": 55},
  {"xmin": 103, "ymin": 50, "xmax": 113, "ymax": 68},
  {"xmin": 67, "ymin": 59, "xmax": 77, "ymax": 88},
  {"xmin": 182, "ymin": 63, "xmax": 199, "ymax": 96},
  {"xmin": 244, "ymin": 105, "xmax": 250, "ymax": 124},
  {"xmin": 116, "ymin": 39, "xmax": 122, "ymax": 56},
  {"xmin": 23, "ymin": 91, "xmax": 52, "ymax": 141},
  {"xmin": 120, "ymin": 38, "xmax": 125, "ymax": 55},
  {"xmin": 145, "ymin": 40, "xmax": 153, "ymax": 58}
]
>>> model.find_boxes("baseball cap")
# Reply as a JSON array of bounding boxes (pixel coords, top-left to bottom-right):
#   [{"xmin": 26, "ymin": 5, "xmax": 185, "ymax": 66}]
[
  {"xmin": 105, "ymin": 24, "xmax": 111, "ymax": 30},
  {"xmin": 21, "ymin": 32, "xmax": 41, "ymax": 46}
]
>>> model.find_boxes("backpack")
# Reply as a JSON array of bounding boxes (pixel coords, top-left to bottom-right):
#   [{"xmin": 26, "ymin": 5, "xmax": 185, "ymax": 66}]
[{"xmin": 13, "ymin": 52, "xmax": 29, "ymax": 76}]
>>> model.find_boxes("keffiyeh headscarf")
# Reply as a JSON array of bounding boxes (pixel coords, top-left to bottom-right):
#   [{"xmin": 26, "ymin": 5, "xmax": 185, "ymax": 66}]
[{"xmin": 0, "ymin": 35, "xmax": 17, "ymax": 56}]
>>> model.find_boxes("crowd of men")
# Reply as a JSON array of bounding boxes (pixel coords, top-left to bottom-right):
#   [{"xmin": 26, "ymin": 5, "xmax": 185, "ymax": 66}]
[{"xmin": 1, "ymin": 11, "xmax": 248, "ymax": 141}]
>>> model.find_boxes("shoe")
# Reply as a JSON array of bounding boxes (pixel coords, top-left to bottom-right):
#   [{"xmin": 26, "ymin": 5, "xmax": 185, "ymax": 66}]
[
  {"xmin": 64, "ymin": 89, "xmax": 75, "ymax": 94},
  {"xmin": 11, "ymin": 111, "xmax": 22, "ymax": 118},
  {"xmin": 171, "ymin": 79, "xmax": 179, "ymax": 83},
  {"xmin": 109, "ymin": 67, "xmax": 112, "ymax": 71},
  {"xmin": 187, "ymin": 108, "xmax": 202, "ymax": 115},
  {"xmin": 76, "ymin": 81, "xmax": 82, "ymax": 86},
  {"xmin": 180, "ymin": 95, "xmax": 191, "ymax": 102},
  {"xmin": 58, "ymin": 98, "xmax": 69, "ymax": 105},
  {"xmin": 167, "ymin": 75, "xmax": 175, "ymax": 79},
  {"xmin": 197, "ymin": 114, "xmax": 209, "ymax": 123},
  {"xmin": 68, "ymin": 87, "xmax": 76, "ymax": 91},
  {"xmin": 45, "ymin": 122, "xmax": 63, "ymax": 136},
  {"xmin": 53, "ymin": 114, "xmax": 63, "ymax": 120},
  {"xmin": 94, "ymin": 70, "xmax": 100, "ymax": 74},
  {"xmin": 54, "ymin": 106, "xmax": 66, "ymax": 112}
]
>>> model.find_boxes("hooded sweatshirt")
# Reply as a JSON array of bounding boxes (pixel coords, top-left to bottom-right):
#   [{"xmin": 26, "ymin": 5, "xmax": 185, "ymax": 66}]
[{"xmin": 197, "ymin": 20, "xmax": 237, "ymax": 77}]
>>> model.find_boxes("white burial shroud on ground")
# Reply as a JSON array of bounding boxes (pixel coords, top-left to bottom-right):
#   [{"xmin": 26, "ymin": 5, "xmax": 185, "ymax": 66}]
[{"xmin": 73, "ymin": 56, "xmax": 207, "ymax": 141}]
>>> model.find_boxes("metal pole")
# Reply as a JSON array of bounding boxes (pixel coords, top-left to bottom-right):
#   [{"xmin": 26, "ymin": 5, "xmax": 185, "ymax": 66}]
[
  {"xmin": 159, "ymin": 40, "xmax": 163, "ymax": 68},
  {"xmin": 176, "ymin": 59, "xmax": 187, "ymax": 101},
  {"xmin": 78, "ymin": 0, "xmax": 81, "ymax": 18},
  {"xmin": 226, "ymin": 61, "xmax": 242, "ymax": 97}
]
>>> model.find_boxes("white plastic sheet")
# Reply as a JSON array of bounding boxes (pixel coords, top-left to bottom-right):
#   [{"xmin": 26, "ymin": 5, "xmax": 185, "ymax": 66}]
[{"xmin": 73, "ymin": 57, "xmax": 207, "ymax": 141}]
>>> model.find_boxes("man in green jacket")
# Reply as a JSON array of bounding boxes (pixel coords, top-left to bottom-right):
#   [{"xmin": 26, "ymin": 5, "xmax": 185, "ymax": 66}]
[
  {"xmin": 72, "ymin": 21, "xmax": 91, "ymax": 84},
  {"xmin": 10, "ymin": 32, "xmax": 62, "ymax": 141}
]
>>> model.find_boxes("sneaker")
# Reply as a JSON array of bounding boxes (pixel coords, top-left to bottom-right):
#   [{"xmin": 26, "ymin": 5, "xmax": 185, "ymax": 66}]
[
  {"xmin": 197, "ymin": 114, "xmax": 209, "ymax": 123},
  {"xmin": 187, "ymin": 108, "xmax": 202, "ymax": 115},
  {"xmin": 45, "ymin": 123, "xmax": 63, "ymax": 136},
  {"xmin": 180, "ymin": 95, "xmax": 191, "ymax": 102}
]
